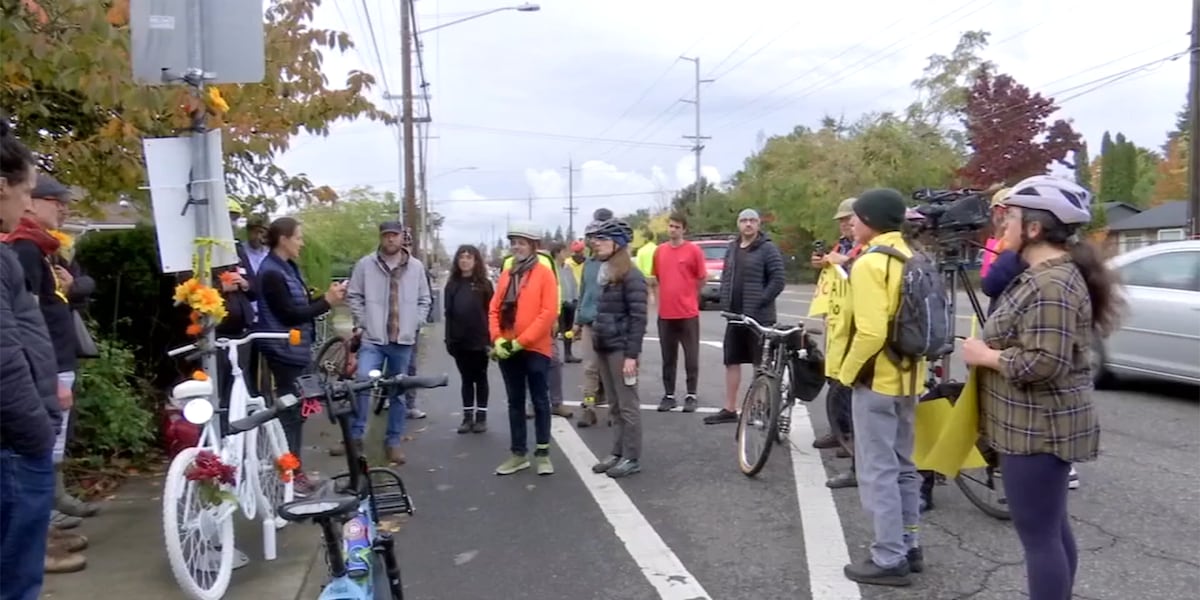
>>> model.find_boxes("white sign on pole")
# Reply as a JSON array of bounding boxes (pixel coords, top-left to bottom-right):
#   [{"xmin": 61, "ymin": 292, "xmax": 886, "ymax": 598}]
[
  {"xmin": 144, "ymin": 130, "xmax": 237, "ymax": 273},
  {"xmin": 130, "ymin": 0, "xmax": 266, "ymax": 84}
]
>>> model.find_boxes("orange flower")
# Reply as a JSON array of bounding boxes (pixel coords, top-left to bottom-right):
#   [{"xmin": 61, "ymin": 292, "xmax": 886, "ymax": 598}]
[
  {"xmin": 173, "ymin": 278, "xmax": 201, "ymax": 304},
  {"xmin": 218, "ymin": 271, "xmax": 237, "ymax": 287},
  {"xmin": 192, "ymin": 370, "xmax": 209, "ymax": 381},
  {"xmin": 276, "ymin": 453, "xmax": 300, "ymax": 483},
  {"xmin": 185, "ymin": 323, "xmax": 203, "ymax": 336}
]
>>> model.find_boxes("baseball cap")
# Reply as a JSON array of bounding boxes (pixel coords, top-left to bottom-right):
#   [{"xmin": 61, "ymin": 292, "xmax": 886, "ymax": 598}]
[
  {"xmin": 32, "ymin": 174, "xmax": 72, "ymax": 202},
  {"xmin": 737, "ymin": 208, "xmax": 760, "ymax": 221},
  {"xmin": 379, "ymin": 221, "xmax": 405, "ymax": 235},
  {"xmin": 833, "ymin": 197, "xmax": 856, "ymax": 220}
]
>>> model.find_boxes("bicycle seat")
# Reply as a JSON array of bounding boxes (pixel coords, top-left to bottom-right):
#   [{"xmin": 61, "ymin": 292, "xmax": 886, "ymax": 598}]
[{"xmin": 277, "ymin": 492, "xmax": 360, "ymax": 523}]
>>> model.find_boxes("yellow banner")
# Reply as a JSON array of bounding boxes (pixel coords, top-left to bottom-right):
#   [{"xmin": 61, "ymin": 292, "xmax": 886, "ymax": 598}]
[
  {"xmin": 914, "ymin": 316, "xmax": 988, "ymax": 476},
  {"xmin": 807, "ymin": 266, "xmax": 835, "ymax": 317}
]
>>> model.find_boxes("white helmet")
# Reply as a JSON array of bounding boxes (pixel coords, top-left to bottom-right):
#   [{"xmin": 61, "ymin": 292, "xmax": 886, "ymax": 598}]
[
  {"xmin": 507, "ymin": 220, "xmax": 541, "ymax": 241},
  {"xmin": 1004, "ymin": 175, "xmax": 1092, "ymax": 225}
]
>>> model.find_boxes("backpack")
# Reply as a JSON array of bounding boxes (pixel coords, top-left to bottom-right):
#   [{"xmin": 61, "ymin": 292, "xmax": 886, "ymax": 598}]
[{"xmin": 866, "ymin": 245, "xmax": 954, "ymax": 362}]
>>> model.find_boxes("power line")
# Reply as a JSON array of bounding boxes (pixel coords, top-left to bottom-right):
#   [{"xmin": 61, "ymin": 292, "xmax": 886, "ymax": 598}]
[
  {"xmin": 433, "ymin": 122, "xmax": 692, "ymax": 148},
  {"xmin": 430, "ymin": 189, "xmax": 667, "ymax": 204}
]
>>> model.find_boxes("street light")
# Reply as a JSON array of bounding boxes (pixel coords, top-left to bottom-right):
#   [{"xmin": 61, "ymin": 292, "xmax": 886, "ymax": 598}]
[{"xmin": 418, "ymin": 4, "xmax": 540, "ymax": 35}]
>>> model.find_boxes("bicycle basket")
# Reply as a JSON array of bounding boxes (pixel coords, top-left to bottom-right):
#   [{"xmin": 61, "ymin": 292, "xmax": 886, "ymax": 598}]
[{"xmin": 788, "ymin": 333, "xmax": 826, "ymax": 402}]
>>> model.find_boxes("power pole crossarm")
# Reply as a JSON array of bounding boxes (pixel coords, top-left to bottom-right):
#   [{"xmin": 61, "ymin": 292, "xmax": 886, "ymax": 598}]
[{"xmin": 680, "ymin": 56, "xmax": 713, "ymax": 207}]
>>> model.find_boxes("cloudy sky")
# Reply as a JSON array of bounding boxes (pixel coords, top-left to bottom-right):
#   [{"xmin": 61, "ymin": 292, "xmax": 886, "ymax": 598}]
[{"xmin": 275, "ymin": 0, "xmax": 1191, "ymax": 251}]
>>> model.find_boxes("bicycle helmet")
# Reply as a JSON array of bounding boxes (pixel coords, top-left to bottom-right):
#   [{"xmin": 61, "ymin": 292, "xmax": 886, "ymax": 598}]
[
  {"xmin": 569, "ymin": 240, "xmax": 585, "ymax": 253},
  {"xmin": 1003, "ymin": 176, "xmax": 1092, "ymax": 225},
  {"xmin": 507, "ymin": 220, "xmax": 541, "ymax": 241},
  {"xmin": 227, "ymin": 197, "xmax": 244, "ymax": 214}
]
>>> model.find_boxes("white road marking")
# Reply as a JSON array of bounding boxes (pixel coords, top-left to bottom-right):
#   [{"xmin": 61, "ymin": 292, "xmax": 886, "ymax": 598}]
[
  {"xmin": 787, "ymin": 405, "xmax": 863, "ymax": 600},
  {"xmin": 561, "ymin": 400, "xmax": 720, "ymax": 414},
  {"xmin": 644, "ymin": 335, "xmax": 723, "ymax": 350},
  {"xmin": 551, "ymin": 418, "xmax": 713, "ymax": 599}
]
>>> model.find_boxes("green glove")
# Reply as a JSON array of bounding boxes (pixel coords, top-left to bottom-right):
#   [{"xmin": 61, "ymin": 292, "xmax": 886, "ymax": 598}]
[{"xmin": 493, "ymin": 338, "xmax": 512, "ymax": 360}]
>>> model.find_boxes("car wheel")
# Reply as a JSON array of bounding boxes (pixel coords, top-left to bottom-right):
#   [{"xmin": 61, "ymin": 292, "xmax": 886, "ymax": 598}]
[{"xmin": 1089, "ymin": 337, "xmax": 1110, "ymax": 388}]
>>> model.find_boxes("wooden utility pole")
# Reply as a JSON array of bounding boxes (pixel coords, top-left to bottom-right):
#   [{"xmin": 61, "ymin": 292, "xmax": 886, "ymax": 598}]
[
  {"xmin": 400, "ymin": 0, "xmax": 419, "ymax": 250},
  {"xmin": 1189, "ymin": 0, "xmax": 1200, "ymax": 237}
]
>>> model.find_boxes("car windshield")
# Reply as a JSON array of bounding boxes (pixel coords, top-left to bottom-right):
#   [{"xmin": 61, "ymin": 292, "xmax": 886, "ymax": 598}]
[{"xmin": 701, "ymin": 245, "xmax": 727, "ymax": 261}]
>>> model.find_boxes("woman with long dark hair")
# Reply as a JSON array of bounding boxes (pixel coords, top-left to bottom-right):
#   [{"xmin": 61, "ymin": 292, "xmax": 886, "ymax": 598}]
[
  {"xmin": 962, "ymin": 176, "xmax": 1123, "ymax": 600},
  {"xmin": 444, "ymin": 244, "xmax": 493, "ymax": 434},
  {"xmin": 256, "ymin": 217, "xmax": 347, "ymax": 493},
  {"xmin": 585, "ymin": 219, "xmax": 648, "ymax": 479}
]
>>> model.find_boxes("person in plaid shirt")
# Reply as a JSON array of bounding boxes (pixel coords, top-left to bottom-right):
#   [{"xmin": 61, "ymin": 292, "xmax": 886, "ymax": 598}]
[{"xmin": 962, "ymin": 176, "xmax": 1123, "ymax": 600}]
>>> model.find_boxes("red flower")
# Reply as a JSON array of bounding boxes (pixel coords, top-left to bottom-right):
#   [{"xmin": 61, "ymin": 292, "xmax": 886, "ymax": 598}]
[{"xmin": 185, "ymin": 450, "xmax": 237, "ymax": 486}]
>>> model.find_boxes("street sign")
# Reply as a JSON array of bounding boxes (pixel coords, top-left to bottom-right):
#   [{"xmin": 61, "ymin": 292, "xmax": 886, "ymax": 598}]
[
  {"xmin": 144, "ymin": 130, "xmax": 238, "ymax": 273},
  {"xmin": 130, "ymin": 0, "xmax": 266, "ymax": 84}
]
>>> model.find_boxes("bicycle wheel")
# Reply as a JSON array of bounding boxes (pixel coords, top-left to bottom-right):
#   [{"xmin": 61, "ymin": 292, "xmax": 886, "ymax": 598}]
[
  {"xmin": 955, "ymin": 444, "xmax": 1011, "ymax": 520},
  {"xmin": 736, "ymin": 374, "xmax": 781, "ymax": 477},
  {"xmin": 315, "ymin": 336, "xmax": 349, "ymax": 382},
  {"xmin": 255, "ymin": 417, "xmax": 295, "ymax": 527},
  {"xmin": 163, "ymin": 447, "xmax": 235, "ymax": 600},
  {"xmin": 371, "ymin": 551, "xmax": 403, "ymax": 600}
]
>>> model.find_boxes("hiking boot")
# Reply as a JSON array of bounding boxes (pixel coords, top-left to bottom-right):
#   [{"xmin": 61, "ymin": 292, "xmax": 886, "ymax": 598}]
[
  {"xmin": 843, "ymin": 558, "xmax": 911, "ymax": 587},
  {"xmin": 551, "ymin": 405, "xmax": 574, "ymax": 419},
  {"xmin": 48, "ymin": 528, "xmax": 88, "ymax": 553},
  {"xmin": 592, "ymin": 455, "xmax": 621, "ymax": 474},
  {"xmin": 56, "ymin": 493, "xmax": 99, "ymax": 519},
  {"xmin": 495, "ymin": 454, "xmax": 530, "ymax": 476},
  {"xmin": 657, "ymin": 395, "xmax": 677, "ymax": 412},
  {"xmin": 533, "ymin": 453, "xmax": 554, "ymax": 476},
  {"xmin": 471, "ymin": 414, "xmax": 488, "ymax": 433},
  {"xmin": 386, "ymin": 445, "xmax": 406, "ymax": 465},
  {"xmin": 50, "ymin": 510, "xmax": 82, "ymax": 530},
  {"xmin": 577, "ymin": 407, "xmax": 597, "ymax": 428},
  {"xmin": 702, "ymin": 408, "xmax": 738, "ymax": 425},
  {"xmin": 813, "ymin": 433, "xmax": 840, "ymax": 449},
  {"xmin": 606, "ymin": 458, "xmax": 641, "ymax": 479},
  {"xmin": 825, "ymin": 472, "xmax": 858, "ymax": 489},
  {"xmin": 682, "ymin": 394, "xmax": 698, "ymax": 413},
  {"xmin": 44, "ymin": 546, "xmax": 86, "ymax": 574},
  {"xmin": 907, "ymin": 548, "xmax": 925, "ymax": 574},
  {"xmin": 457, "ymin": 412, "xmax": 474, "ymax": 434}
]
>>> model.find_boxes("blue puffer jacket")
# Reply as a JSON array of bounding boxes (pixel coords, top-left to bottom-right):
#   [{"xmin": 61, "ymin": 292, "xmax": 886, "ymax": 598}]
[
  {"xmin": 574, "ymin": 257, "xmax": 603, "ymax": 326},
  {"xmin": 255, "ymin": 253, "xmax": 318, "ymax": 367}
]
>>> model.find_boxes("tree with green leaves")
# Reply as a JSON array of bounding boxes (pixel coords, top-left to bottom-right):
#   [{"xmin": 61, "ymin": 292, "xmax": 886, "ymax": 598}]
[
  {"xmin": 1074, "ymin": 142, "xmax": 1092, "ymax": 190},
  {"xmin": 907, "ymin": 29, "xmax": 994, "ymax": 149},
  {"xmin": 295, "ymin": 186, "xmax": 401, "ymax": 278},
  {"xmin": 3, "ymin": 0, "xmax": 392, "ymax": 215}
]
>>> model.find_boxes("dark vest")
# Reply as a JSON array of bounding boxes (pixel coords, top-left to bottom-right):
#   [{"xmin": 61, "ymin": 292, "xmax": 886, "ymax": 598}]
[{"xmin": 254, "ymin": 254, "xmax": 313, "ymax": 367}]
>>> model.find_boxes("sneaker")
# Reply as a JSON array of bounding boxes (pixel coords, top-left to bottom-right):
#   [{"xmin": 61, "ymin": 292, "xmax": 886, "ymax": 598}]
[
  {"xmin": 495, "ymin": 454, "xmax": 530, "ymax": 476},
  {"xmin": 657, "ymin": 395, "xmax": 677, "ymax": 412},
  {"xmin": 843, "ymin": 558, "xmax": 911, "ymax": 587},
  {"xmin": 407, "ymin": 408, "xmax": 427, "ymax": 419},
  {"xmin": 682, "ymin": 395, "xmax": 698, "ymax": 413},
  {"xmin": 534, "ymin": 453, "xmax": 554, "ymax": 476},
  {"xmin": 813, "ymin": 433, "xmax": 840, "ymax": 449},
  {"xmin": 56, "ymin": 493, "xmax": 99, "ymax": 518},
  {"xmin": 702, "ymin": 408, "xmax": 738, "ymax": 425},
  {"xmin": 592, "ymin": 455, "xmax": 621, "ymax": 474},
  {"xmin": 907, "ymin": 548, "xmax": 924, "ymax": 574},
  {"xmin": 1068, "ymin": 466, "xmax": 1080, "ymax": 490},
  {"xmin": 50, "ymin": 510, "xmax": 82, "ymax": 530},
  {"xmin": 386, "ymin": 445, "xmax": 406, "ymax": 465},
  {"xmin": 825, "ymin": 472, "xmax": 857, "ymax": 489},
  {"xmin": 44, "ymin": 546, "xmax": 86, "ymax": 574},
  {"xmin": 606, "ymin": 458, "xmax": 641, "ymax": 479}
]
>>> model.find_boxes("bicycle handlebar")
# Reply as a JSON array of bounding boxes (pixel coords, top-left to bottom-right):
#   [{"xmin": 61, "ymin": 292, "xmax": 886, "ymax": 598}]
[
  {"xmin": 166, "ymin": 330, "xmax": 301, "ymax": 358},
  {"xmin": 720, "ymin": 311, "xmax": 804, "ymax": 337}
]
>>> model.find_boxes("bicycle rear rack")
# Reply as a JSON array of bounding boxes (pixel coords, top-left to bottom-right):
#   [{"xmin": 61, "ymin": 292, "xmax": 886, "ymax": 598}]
[{"xmin": 332, "ymin": 467, "xmax": 414, "ymax": 518}]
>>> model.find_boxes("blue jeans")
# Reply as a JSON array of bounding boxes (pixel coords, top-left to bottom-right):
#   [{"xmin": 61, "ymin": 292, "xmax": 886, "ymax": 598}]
[
  {"xmin": 352, "ymin": 342, "xmax": 414, "ymax": 447},
  {"xmin": 498, "ymin": 351, "xmax": 552, "ymax": 455},
  {"xmin": 1, "ymin": 449, "xmax": 55, "ymax": 600}
]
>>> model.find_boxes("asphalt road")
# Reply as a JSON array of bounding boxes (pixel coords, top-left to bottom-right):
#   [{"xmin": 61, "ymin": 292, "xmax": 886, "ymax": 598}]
[{"xmin": 359, "ymin": 284, "xmax": 1199, "ymax": 600}]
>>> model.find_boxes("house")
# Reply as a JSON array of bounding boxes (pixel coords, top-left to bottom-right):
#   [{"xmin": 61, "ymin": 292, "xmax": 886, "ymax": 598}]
[
  {"xmin": 1099, "ymin": 202, "xmax": 1143, "ymax": 227},
  {"xmin": 62, "ymin": 199, "xmax": 144, "ymax": 236},
  {"xmin": 1105, "ymin": 200, "xmax": 1191, "ymax": 254}
]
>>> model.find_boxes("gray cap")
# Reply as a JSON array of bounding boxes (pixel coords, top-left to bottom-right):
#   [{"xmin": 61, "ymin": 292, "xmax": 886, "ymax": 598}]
[
  {"xmin": 737, "ymin": 208, "xmax": 760, "ymax": 221},
  {"xmin": 833, "ymin": 197, "xmax": 856, "ymax": 220},
  {"xmin": 32, "ymin": 174, "xmax": 72, "ymax": 202}
]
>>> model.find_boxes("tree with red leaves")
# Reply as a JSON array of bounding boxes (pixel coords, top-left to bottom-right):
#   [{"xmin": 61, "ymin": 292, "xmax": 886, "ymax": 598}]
[{"xmin": 959, "ymin": 70, "xmax": 1081, "ymax": 187}]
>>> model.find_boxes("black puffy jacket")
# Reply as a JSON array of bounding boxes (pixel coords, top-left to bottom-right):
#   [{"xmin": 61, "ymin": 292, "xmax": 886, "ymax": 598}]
[
  {"xmin": 590, "ymin": 265, "xmax": 648, "ymax": 359},
  {"xmin": 0, "ymin": 244, "xmax": 61, "ymax": 457}
]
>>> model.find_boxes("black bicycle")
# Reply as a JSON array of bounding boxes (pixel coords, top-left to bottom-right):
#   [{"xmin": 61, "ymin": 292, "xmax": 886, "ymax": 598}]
[
  {"xmin": 722, "ymin": 312, "xmax": 823, "ymax": 477},
  {"xmin": 229, "ymin": 371, "xmax": 448, "ymax": 599}
]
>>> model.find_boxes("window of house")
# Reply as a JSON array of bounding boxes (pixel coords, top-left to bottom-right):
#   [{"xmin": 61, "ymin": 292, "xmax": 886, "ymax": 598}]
[
  {"xmin": 1121, "ymin": 232, "xmax": 1145, "ymax": 252},
  {"xmin": 1118, "ymin": 251, "xmax": 1200, "ymax": 292},
  {"xmin": 1157, "ymin": 228, "xmax": 1186, "ymax": 242}
]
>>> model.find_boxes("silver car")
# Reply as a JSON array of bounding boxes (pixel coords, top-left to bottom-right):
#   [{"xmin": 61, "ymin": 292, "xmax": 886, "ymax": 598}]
[{"xmin": 1093, "ymin": 240, "xmax": 1200, "ymax": 386}]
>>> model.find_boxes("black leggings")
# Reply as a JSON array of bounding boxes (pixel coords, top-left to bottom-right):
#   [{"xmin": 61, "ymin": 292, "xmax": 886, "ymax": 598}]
[
  {"xmin": 266, "ymin": 360, "xmax": 308, "ymax": 468},
  {"xmin": 1001, "ymin": 453, "xmax": 1078, "ymax": 600},
  {"xmin": 451, "ymin": 350, "xmax": 490, "ymax": 413}
]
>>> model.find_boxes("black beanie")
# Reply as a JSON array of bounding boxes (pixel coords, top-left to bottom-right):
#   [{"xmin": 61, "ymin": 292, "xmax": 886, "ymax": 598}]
[{"xmin": 853, "ymin": 188, "xmax": 907, "ymax": 233}]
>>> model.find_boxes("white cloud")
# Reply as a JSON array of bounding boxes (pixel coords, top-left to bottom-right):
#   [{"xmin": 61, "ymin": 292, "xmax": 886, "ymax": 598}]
[{"xmin": 274, "ymin": 0, "xmax": 1190, "ymax": 253}]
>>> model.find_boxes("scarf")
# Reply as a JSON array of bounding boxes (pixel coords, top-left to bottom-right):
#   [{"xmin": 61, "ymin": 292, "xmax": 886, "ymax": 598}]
[
  {"xmin": 2, "ymin": 217, "xmax": 60, "ymax": 255},
  {"xmin": 499, "ymin": 253, "xmax": 537, "ymax": 331}
]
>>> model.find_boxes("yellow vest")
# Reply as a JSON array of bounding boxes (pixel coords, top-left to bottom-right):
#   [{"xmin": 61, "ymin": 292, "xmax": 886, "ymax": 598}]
[{"xmin": 636, "ymin": 242, "xmax": 656, "ymax": 277}]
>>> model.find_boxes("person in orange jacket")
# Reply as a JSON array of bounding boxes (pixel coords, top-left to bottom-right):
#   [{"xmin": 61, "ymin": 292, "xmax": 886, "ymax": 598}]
[{"xmin": 489, "ymin": 221, "xmax": 560, "ymax": 477}]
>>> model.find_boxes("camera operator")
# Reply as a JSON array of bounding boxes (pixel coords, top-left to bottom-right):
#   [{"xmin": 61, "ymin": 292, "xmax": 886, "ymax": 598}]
[{"xmin": 809, "ymin": 198, "xmax": 860, "ymax": 488}]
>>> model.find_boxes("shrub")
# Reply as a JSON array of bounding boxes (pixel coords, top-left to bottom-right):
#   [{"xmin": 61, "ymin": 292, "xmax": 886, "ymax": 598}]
[{"xmin": 71, "ymin": 332, "xmax": 156, "ymax": 459}]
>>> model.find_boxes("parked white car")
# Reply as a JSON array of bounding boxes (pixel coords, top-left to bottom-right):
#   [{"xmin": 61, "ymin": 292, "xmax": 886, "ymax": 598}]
[{"xmin": 1093, "ymin": 240, "xmax": 1200, "ymax": 386}]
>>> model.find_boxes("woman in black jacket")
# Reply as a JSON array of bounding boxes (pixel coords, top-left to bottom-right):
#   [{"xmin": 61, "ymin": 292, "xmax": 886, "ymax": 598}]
[
  {"xmin": 444, "ymin": 245, "xmax": 493, "ymax": 434},
  {"xmin": 585, "ymin": 219, "xmax": 648, "ymax": 479}
]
